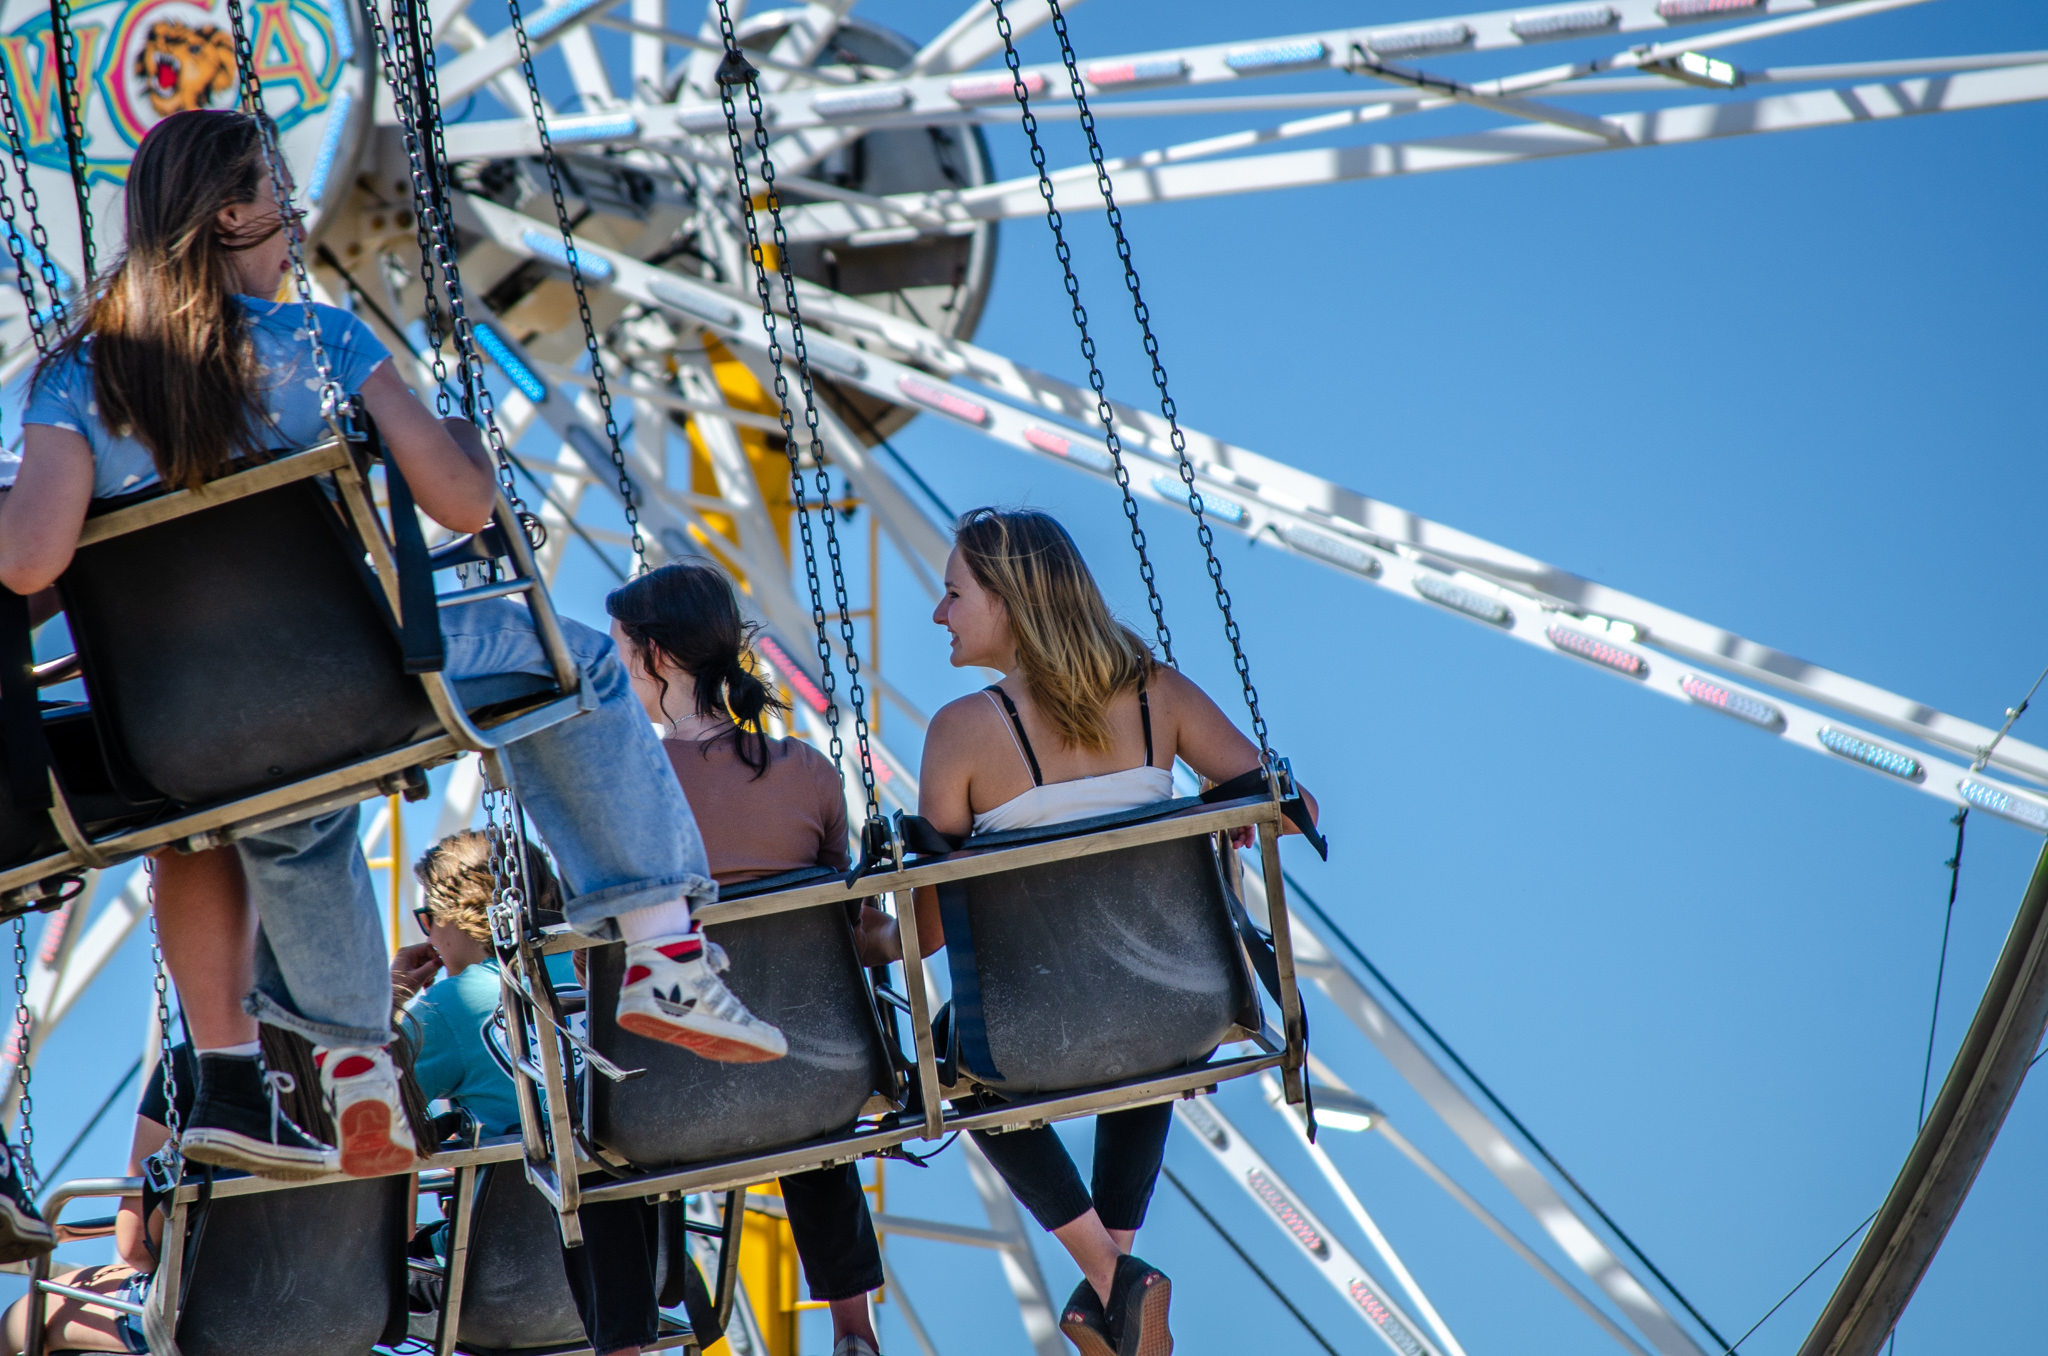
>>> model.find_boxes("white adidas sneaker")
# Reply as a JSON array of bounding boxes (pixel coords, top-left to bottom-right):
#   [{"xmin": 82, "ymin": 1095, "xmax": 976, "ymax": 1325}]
[
  {"xmin": 313, "ymin": 1045, "xmax": 421, "ymax": 1177},
  {"xmin": 616, "ymin": 935, "xmax": 788, "ymax": 1063}
]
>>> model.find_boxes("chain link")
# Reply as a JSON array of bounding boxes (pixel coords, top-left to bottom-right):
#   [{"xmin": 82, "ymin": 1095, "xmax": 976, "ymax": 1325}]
[
  {"xmin": 9, "ymin": 918, "xmax": 35, "ymax": 1192},
  {"xmin": 362, "ymin": 0, "xmax": 530, "ymax": 517},
  {"xmin": 990, "ymin": 0, "xmax": 1173, "ymax": 664},
  {"xmin": 383, "ymin": 0, "xmax": 456, "ymax": 417},
  {"xmin": 222, "ymin": 0, "xmax": 342, "ymax": 423},
  {"xmin": 711, "ymin": 5, "xmax": 882, "ymax": 825},
  {"xmin": 399, "ymin": 0, "xmax": 476, "ymax": 417},
  {"xmin": 0, "ymin": 57, "xmax": 66, "ymax": 350},
  {"xmin": 146, "ymin": 865, "xmax": 182, "ymax": 1151},
  {"xmin": 1037, "ymin": 0, "xmax": 1272, "ymax": 758},
  {"xmin": 504, "ymin": 0, "xmax": 646, "ymax": 571},
  {"xmin": 46, "ymin": 0, "xmax": 95, "ymax": 281}
]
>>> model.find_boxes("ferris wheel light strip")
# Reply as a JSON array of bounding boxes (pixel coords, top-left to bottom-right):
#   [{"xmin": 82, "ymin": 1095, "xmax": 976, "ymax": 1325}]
[
  {"xmin": 1087, "ymin": 58, "xmax": 1191, "ymax": 89},
  {"xmin": 949, "ymin": 71, "xmax": 1045, "ymax": 103},
  {"xmin": 1509, "ymin": 5, "xmax": 1621, "ymax": 40},
  {"xmin": 473, "ymin": 324, "xmax": 548, "ymax": 403},
  {"xmin": 1225, "ymin": 41, "xmax": 1330, "ymax": 73},
  {"xmin": 813, "ymin": 85, "xmax": 913, "ymax": 118},
  {"xmin": 522, "ymin": 229, "xmax": 615, "ymax": 282},
  {"xmin": 1958, "ymin": 780, "xmax": 2048, "ymax": 831},
  {"xmin": 896, "ymin": 377, "xmax": 988, "ymax": 424},
  {"xmin": 305, "ymin": 88, "xmax": 355, "ymax": 205}
]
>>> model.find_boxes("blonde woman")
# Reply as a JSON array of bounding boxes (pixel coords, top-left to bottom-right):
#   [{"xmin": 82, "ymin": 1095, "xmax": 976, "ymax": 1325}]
[{"xmin": 916, "ymin": 508, "xmax": 1316, "ymax": 1356}]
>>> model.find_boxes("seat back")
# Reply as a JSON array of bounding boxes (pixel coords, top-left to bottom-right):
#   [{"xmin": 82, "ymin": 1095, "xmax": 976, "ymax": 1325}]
[
  {"xmin": 944, "ymin": 832, "xmax": 1258, "ymax": 1095},
  {"xmin": 174, "ymin": 1175, "xmax": 408, "ymax": 1356},
  {"xmin": 587, "ymin": 902, "xmax": 893, "ymax": 1166},
  {"xmin": 58, "ymin": 477, "xmax": 439, "ymax": 805},
  {"xmin": 452, "ymin": 1163, "xmax": 589, "ymax": 1353}
]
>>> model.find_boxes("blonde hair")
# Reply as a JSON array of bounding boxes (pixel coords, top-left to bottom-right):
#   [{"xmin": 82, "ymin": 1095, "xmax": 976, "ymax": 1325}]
[
  {"xmin": 955, "ymin": 507, "xmax": 1152, "ymax": 752},
  {"xmin": 414, "ymin": 830, "xmax": 562, "ymax": 944}
]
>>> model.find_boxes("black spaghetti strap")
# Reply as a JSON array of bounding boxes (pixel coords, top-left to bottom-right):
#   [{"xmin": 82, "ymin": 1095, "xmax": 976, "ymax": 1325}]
[
  {"xmin": 985, "ymin": 684, "xmax": 1043, "ymax": 786},
  {"xmin": 1139, "ymin": 683, "xmax": 1154, "ymax": 768}
]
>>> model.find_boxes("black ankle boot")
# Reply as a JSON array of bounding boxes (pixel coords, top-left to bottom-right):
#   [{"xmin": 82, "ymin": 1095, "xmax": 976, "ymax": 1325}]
[
  {"xmin": 0, "ymin": 1141, "xmax": 54, "ymax": 1263},
  {"xmin": 182, "ymin": 1053, "xmax": 338, "ymax": 1181}
]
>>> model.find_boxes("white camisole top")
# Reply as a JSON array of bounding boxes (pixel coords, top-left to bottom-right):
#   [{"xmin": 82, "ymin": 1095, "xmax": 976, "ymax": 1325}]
[{"xmin": 971, "ymin": 683, "xmax": 1176, "ymax": 835}]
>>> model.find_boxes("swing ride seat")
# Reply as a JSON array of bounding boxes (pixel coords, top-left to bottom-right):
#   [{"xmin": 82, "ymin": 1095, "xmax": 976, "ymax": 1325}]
[
  {"xmin": 420, "ymin": 1157, "xmax": 707, "ymax": 1356},
  {"xmin": 913, "ymin": 799, "xmax": 1264, "ymax": 1098},
  {"xmin": 4, "ymin": 428, "xmax": 588, "ymax": 893},
  {"xmin": 24, "ymin": 1170, "xmax": 414, "ymax": 1356},
  {"xmin": 427, "ymin": 1160, "xmax": 591, "ymax": 1354},
  {"xmin": 584, "ymin": 868, "xmax": 899, "ymax": 1170}
]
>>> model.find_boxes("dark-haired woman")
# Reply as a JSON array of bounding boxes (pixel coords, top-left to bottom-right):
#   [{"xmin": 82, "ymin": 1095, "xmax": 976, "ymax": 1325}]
[
  {"xmin": 916, "ymin": 508, "xmax": 1316, "ymax": 1356},
  {"xmin": 0, "ymin": 110, "xmax": 783, "ymax": 1186},
  {"xmin": 568, "ymin": 560, "xmax": 889, "ymax": 1356}
]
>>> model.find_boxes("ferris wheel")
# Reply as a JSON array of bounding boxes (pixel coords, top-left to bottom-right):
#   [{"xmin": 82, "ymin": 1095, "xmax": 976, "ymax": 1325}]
[{"xmin": 0, "ymin": 2, "xmax": 2042, "ymax": 1355}]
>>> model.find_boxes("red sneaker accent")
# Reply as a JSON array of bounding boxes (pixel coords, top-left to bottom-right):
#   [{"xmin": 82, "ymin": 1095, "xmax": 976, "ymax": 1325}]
[
  {"xmin": 656, "ymin": 938, "xmax": 703, "ymax": 962},
  {"xmin": 331, "ymin": 1055, "xmax": 376, "ymax": 1079},
  {"xmin": 624, "ymin": 964, "xmax": 652, "ymax": 985},
  {"xmin": 338, "ymin": 1101, "xmax": 416, "ymax": 1177}
]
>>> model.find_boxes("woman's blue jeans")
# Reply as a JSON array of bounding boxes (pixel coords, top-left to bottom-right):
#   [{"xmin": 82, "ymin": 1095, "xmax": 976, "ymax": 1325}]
[{"xmin": 238, "ymin": 600, "xmax": 715, "ymax": 1047}]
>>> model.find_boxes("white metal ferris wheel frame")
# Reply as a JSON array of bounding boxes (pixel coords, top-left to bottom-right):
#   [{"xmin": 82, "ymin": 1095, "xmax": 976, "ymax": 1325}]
[{"xmin": 8, "ymin": 1, "xmax": 2046, "ymax": 1354}]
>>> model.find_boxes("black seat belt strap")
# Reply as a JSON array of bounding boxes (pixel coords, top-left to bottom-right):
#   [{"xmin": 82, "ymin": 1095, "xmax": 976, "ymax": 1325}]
[
  {"xmin": 0, "ymin": 589, "xmax": 52, "ymax": 810},
  {"xmin": 379, "ymin": 450, "xmax": 447, "ymax": 675}
]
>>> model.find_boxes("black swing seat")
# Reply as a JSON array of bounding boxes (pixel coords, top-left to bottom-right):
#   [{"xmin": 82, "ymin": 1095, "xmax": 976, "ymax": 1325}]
[
  {"xmin": 159, "ymin": 1170, "xmax": 412, "ymax": 1356},
  {"xmin": 0, "ymin": 432, "xmax": 588, "ymax": 909},
  {"xmin": 903, "ymin": 793, "xmax": 1267, "ymax": 1098},
  {"xmin": 585, "ymin": 865, "xmax": 898, "ymax": 1170},
  {"xmin": 416, "ymin": 1156, "xmax": 705, "ymax": 1356}
]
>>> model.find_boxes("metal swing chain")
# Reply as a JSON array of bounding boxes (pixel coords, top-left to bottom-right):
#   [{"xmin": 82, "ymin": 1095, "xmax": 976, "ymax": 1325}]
[
  {"xmin": 146, "ymin": 867, "xmax": 182, "ymax": 1154},
  {"xmin": 0, "ymin": 58, "xmax": 66, "ymax": 349},
  {"xmin": 989, "ymin": 0, "xmax": 1173, "ymax": 663},
  {"xmin": 45, "ymin": 0, "xmax": 94, "ymax": 281},
  {"xmin": 8, "ymin": 918, "xmax": 35, "ymax": 1191},
  {"xmin": 1041, "ymin": 0, "xmax": 1273, "ymax": 759},
  {"xmin": 710, "ymin": 5, "xmax": 883, "ymax": 827},
  {"xmin": 503, "ymin": 0, "xmax": 648, "ymax": 573},
  {"xmin": 386, "ymin": 0, "xmax": 456, "ymax": 419},
  {"xmin": 222, "ymin": 0, "xmax": 342, "ymax": 421},
  {"xmin": 395, "ymin": 0, "xmax": 477, "ymax": 417},
  {"xmin": 360, "ymin": 0, "xmax": 530, "ymax": 519}
]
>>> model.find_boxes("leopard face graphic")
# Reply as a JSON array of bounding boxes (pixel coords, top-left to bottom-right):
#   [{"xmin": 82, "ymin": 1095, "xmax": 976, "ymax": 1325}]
[{"xmin": 135, "ymin": 21, "xmax": 236, "ymax": 119}]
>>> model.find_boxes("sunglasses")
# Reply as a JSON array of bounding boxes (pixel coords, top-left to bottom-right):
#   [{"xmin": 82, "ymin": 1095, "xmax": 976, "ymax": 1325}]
[{"xmin": 413, "ymin": 906, "xmax": 436, "ymax": 931}]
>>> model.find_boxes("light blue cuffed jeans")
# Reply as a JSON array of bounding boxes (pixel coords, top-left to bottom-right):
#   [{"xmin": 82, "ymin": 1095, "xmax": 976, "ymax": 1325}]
[{"xmin": 239, "ymin": 599, "xmax": 715, "ymax": 1047}]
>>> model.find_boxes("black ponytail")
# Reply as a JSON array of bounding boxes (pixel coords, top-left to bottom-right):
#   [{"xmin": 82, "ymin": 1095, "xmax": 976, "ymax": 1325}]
[{"xmin": 605, "ymin": 561, "xmax": 789, "ymax": 776}]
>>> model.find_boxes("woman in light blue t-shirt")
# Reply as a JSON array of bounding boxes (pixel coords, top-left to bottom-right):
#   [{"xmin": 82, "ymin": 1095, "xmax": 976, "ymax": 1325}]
[{"xmin": 0, "ymin": 110, "xmax": 787, "ymax": 1195}]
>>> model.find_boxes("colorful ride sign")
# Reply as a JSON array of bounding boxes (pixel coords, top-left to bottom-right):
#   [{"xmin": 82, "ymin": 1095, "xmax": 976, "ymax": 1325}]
[{"xmin": 0, "ymin": 0, "xmax": 369, "ymax": 289}]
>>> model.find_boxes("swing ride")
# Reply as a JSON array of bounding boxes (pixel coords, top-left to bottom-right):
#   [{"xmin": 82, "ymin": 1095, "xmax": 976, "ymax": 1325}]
[{"xmin": 0, "ymin": 0, "xmax": 2043, "ymax": 1353}]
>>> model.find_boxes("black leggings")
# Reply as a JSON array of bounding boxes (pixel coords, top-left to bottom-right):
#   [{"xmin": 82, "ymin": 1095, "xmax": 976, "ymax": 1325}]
[
  {"xmin": 967, "ymin": 1100, "xmax": 1173, "ymax": 1233},
  {"xmin": 562, "ymin": 1163, "xmax": 882, "ymax": 1355}
]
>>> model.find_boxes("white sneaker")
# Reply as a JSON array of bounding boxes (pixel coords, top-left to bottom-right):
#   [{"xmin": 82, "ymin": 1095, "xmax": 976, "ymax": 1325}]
[
  {"xmin": 616, "ymin": 935, "xmax": 788, "ymax": 1063},
  {"xmin": 313, "ymin": 1045, "xmax": 420, "ymax": 1177}
]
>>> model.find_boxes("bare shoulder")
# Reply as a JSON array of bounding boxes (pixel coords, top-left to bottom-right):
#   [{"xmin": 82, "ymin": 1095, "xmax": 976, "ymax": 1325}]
[
  {"xmin": 927, "ymin": 689, "xmax": 1005, "ymax": 750},
  {"xmin": 1145, "ymin": 663, "xmax": 1221, "ymax": 718}
]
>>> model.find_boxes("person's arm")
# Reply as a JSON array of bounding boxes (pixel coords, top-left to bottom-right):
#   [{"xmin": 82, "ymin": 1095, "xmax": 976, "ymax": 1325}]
[
  {"xmin": 0, "ymin": 429, "xmax": 96, "ymax": 595},
  {"xmin": 356, "ymin": 362, "xmax": 496, "ymax": 533},
  {"xmin": 1159, "ymin": 667, "xmax": 1319, "ymax": 835},
  {"xmin": 116, "ymin": 1116, "xmax": 172, "ymax": 1272}
]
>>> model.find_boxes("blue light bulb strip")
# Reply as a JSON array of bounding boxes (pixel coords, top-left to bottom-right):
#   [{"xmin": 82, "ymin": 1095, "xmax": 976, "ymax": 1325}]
[
  {"xmin": 1280, "ymin": 525, "xmax": 1380, "ymax": 577},
  {"xmin": 1817, "ymin": 727, "xmax": 1923, "ymax": 781},
  {"xmin": 1224, "ymin": 41, "xmax": 1328, "ymax": 72},
  {"xmin": 1150, "ymin": 475, "xmax": 1247, "ymax": 526},
  {"xmin": 472, "ymin": 324, "xmax": 548, "ymax": 403},
  {"xmin": 522, "ymin": 228, "xmax": 614, "ymax": 282},
  {"xmin": 1958, "ymin": 780, "xmax": 2048, "ymax": 831}
]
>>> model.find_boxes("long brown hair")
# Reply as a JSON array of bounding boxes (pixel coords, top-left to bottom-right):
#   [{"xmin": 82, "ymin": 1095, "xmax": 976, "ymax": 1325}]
[
  {"xmin": 43, "ymin": 109, "xmax": 279, "ymax": 490},
  {"xmin": 955, "ymin": 507, "xmax": 1153, "ymax": 752},
  {"xmin": 605, "ymin": 561, "xmax": 789, "ymax": 776}
]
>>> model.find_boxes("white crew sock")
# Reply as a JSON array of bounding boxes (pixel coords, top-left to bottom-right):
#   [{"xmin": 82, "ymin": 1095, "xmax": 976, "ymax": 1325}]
[
  {"xmin": 196, "ymin": 1041, "xmax": 261, "ymax": 1058},
  {"xmin": 615, "ymin": 899, "xmax": 696, "ymax": 945}
]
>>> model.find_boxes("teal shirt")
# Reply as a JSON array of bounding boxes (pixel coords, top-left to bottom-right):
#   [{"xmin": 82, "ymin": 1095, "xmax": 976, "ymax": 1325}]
[{"xmin": 403, "ymin": 959, "xmax": 520, "ymax": 1137}]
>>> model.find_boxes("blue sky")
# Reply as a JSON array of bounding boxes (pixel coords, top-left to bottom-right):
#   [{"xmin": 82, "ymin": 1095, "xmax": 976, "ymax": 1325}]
[{"xmin": 11, "ymin": 3, "xmax": 2048, "ymax": 1354}]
